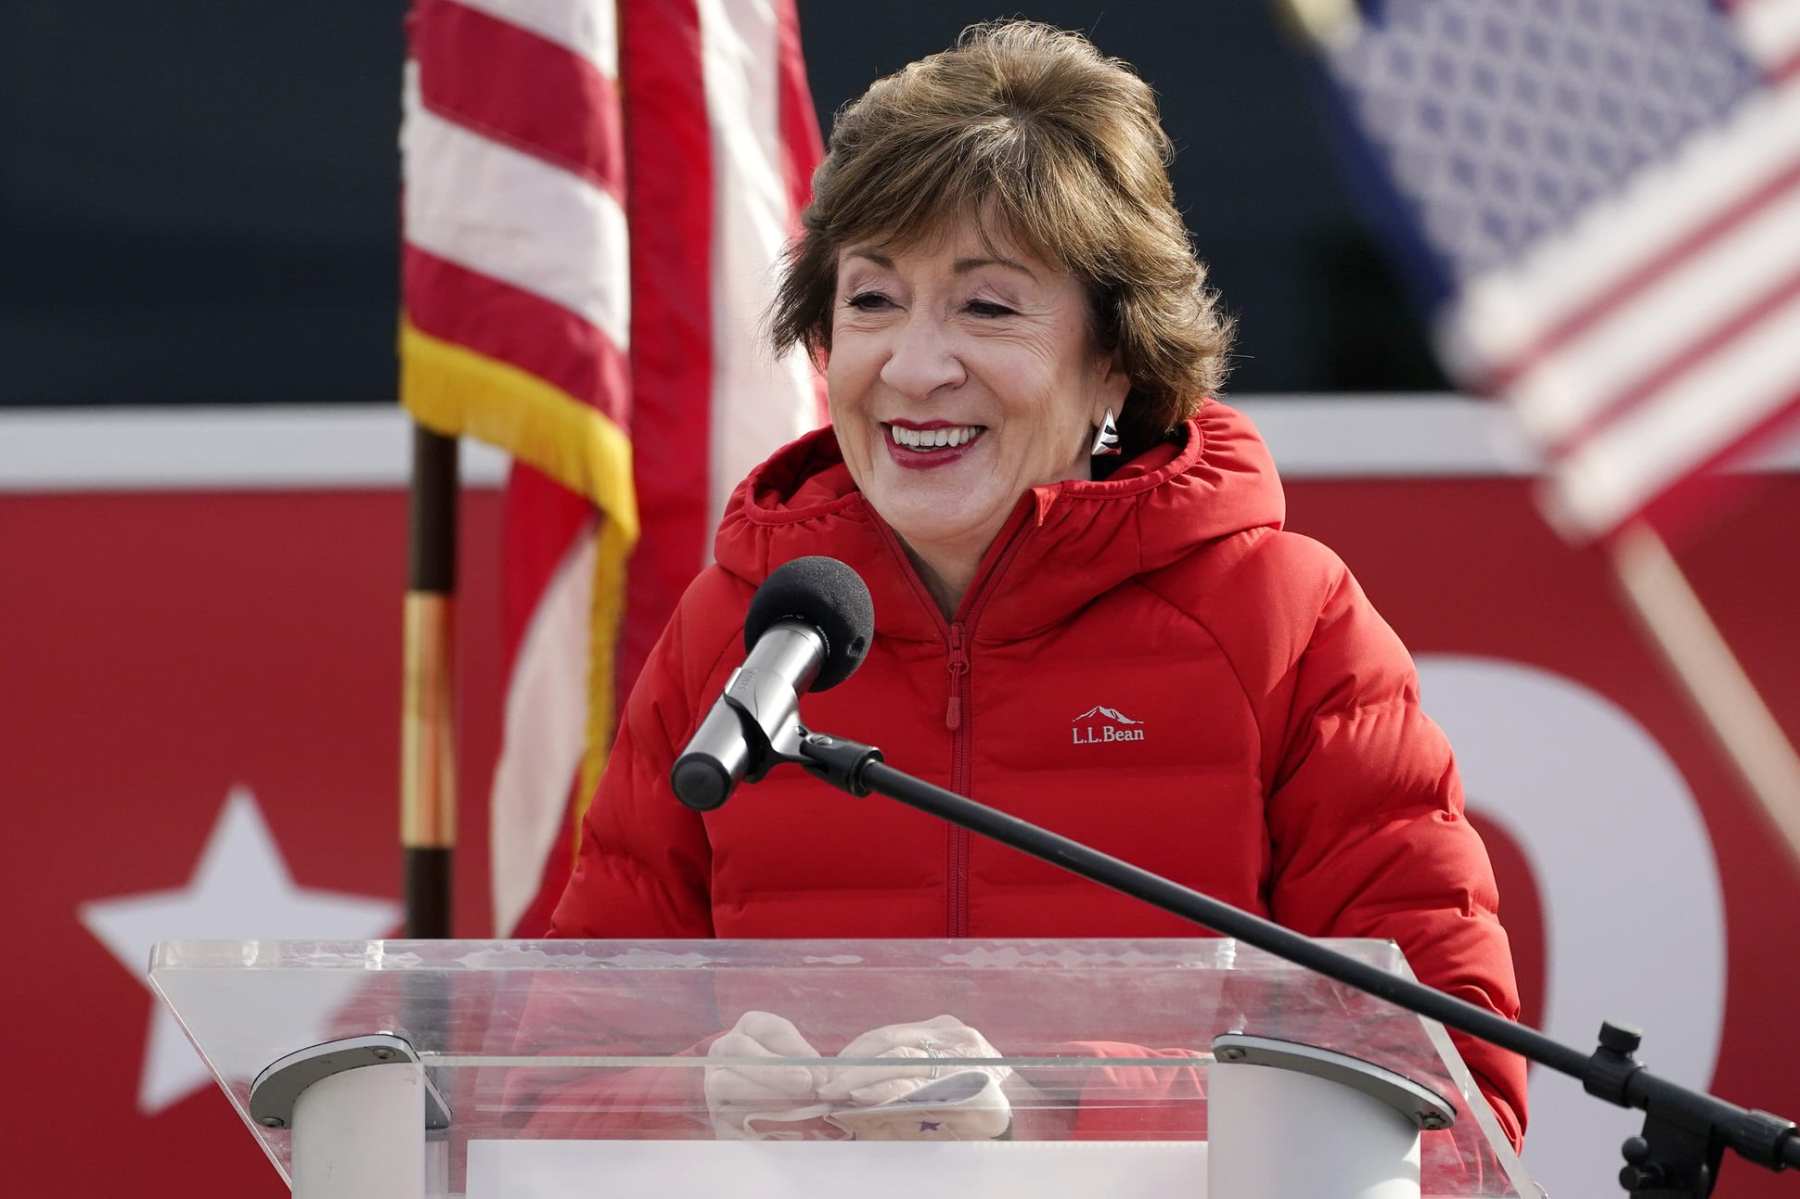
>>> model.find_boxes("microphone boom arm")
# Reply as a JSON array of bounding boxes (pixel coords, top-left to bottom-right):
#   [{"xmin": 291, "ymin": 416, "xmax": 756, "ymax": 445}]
[{"xmin": 783, "ymin": 725, "xmax": 1799, "ymax": 1197}]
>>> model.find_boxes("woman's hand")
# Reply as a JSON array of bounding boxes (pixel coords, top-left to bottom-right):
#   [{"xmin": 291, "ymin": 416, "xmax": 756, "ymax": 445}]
[
  {"xmin": 703, "ymin": 1011, "xmax": 829, "ymax": 1139},
  {"xmin": 820, "ymin": 1014, "xmax": 1014, "ymax": 1140}
]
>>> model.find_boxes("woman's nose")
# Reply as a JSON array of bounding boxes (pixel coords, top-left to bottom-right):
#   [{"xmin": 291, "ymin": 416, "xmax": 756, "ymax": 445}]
[{"xmin": 879, "ymin": 315, "xmax": 965, "ymax": 399}]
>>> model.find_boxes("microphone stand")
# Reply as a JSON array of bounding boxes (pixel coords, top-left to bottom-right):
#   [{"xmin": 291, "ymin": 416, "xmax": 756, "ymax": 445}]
[{"xmin": 772, "ymin": 726, "xmax": 1798, "ymax": 1198}]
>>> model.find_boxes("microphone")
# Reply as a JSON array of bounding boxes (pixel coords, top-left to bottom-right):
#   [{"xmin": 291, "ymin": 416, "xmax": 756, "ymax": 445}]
[{"xmin": 670, "ymin": 556, "xmax": 874, "ymax": 811}]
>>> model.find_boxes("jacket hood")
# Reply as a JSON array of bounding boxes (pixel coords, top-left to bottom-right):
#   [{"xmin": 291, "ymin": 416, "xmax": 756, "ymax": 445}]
[{"xmin": 713, "ymin": 400, "xmax": 1286, "ymax": 643}]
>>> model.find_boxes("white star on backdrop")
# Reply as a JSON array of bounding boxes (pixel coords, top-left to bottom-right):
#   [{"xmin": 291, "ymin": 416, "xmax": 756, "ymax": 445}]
[{"xmin": 78, "ymin": 785, "xmax": 401, "ymax": 1115}]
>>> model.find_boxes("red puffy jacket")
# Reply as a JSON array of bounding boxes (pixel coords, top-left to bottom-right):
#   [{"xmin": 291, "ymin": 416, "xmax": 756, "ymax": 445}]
[{"xmin": 550, "ymin": 401, "xmax": 1527, "ymax": 1145}]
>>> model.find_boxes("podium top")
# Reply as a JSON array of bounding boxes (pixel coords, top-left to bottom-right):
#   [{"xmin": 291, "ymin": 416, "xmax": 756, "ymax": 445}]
[{"xmin": 151, "ymin": 937, "xmax": 1532, "ymax": 1197}]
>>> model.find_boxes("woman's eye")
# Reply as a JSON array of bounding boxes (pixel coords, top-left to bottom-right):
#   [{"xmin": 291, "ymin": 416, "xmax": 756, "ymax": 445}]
[
  {"xmin": 846, "ymin": 292, "xmax": 893, "ymax": 311},
  {"xmin": 966, "ymin": 300, "xmax": 1016, "ymax": 318}
]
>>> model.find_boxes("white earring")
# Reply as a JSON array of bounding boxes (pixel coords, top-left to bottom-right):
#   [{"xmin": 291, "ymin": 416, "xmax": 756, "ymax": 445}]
[{"xmin": 1090, "ymin": 408, "xmax": 1121, "ymax": 457}]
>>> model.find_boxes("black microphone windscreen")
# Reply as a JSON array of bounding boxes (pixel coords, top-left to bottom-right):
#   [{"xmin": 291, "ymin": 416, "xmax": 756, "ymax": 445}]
[{"xmin": 744, "ymin": 556, "xmax": 874, "ymax": 692}]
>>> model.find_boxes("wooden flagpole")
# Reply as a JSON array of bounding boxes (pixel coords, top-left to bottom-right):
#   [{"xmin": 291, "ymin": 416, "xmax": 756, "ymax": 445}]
[
  {"xmin": 1610, "ymin": 520, "xmax": 1800, "ymax": 873},
  {"xmin": 402, "ymin": 423, "xmax": 459, "ymax": 937}
]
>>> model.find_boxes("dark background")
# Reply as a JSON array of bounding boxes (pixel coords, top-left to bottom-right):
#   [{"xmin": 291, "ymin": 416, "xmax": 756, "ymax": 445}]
[{"xmin": 0, "ymin": 1, "xmax": 1448, "ymax": 408}]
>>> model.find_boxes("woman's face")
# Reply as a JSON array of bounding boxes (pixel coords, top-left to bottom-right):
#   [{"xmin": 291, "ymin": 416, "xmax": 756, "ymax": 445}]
[{"xmin": 827, "ymin": 221, "xmax": 1129, "ymax": 567}]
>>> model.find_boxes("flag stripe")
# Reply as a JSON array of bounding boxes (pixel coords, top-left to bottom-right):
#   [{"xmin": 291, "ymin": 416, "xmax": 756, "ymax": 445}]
[
  {"xmin": 1510, "ymin": 166, "xmax": 1800, "ymax": 443},
  {"xmin": 1546, "ymin": 288, "xmax": 1800, "ymax": 534},
  {"xmin": 491, "ymin": 517, "xmax": 597, "ymax": 937},
  {"xmin": 776, "ymin": 0, "xmax": 825, "ymax": 234},
  {"xmin": 1489, "ymin": 148, "xmax": 1800, "ymax": 401},
  {"xmin": 1735, "ymin": 0, "xmax": 1800, "ymax": 72},
  {"xmin": 1557, "ymin": 392, "xmax": 1800, "ymax": 541},
  {"xmin": 509, "ymin": 777, "xmax": 582, "ymax": 936},
  {"xmin": 449, "ymin": 0, "xmax": 618, "ymax": 75},
  {"xmin": 700, "ymin": 0, "xmax": 824, "ymax": 535},
  {"xmin": 615, "ymin": 0, "xmax": 718, "ymax": 719},
  {"xmin": 1633, "ymin": 390, "xmax": 1800, "ymax": 535},
  {"xmin": 1772, "ymin": 45, "xmax": 1800, "ymax": 86},
  {"xmin": 1450, "ymin": 85, "xmax": 1800, "ymax": 385},
  {"xmin": 414, "ymin": 0, "xmax": 624, "ymax": 196},
  {"xmin": 776, "ymin": 0, "xmax": 830, "ymax": 426},
  {"xmin": 500, "ymin": 463, "xmax": 595, "ymax": 679},
  {"xmin": 493, "ymin": 465, "xmax": 590, "ymax": 934},
  {"xmin": 1546, "ymin": 258, "xmax": 1800, "ymax": 459},
  {"xmin": 403, "ymin": 64, "xmax": 631, "ymax": 349},
  {"xmin": 405, "ymin": 245, "xmax": 630, "ymax": 424}
]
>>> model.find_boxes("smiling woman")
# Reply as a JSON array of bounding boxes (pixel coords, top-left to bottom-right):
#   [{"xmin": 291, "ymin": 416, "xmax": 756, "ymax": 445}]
[
  {"xmin": 547, "ymin": 19, "xmax": 1530, "ymax": 1156},
  {"xmin": 825, "ymin": 229, "xmax": 1128, "ymax": 610}
]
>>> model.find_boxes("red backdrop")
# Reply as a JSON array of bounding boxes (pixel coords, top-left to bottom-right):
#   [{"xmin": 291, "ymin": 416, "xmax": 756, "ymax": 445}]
[{"xmin": 2, "ymin": 461, "xmax": 1794, "ymax": 1195}]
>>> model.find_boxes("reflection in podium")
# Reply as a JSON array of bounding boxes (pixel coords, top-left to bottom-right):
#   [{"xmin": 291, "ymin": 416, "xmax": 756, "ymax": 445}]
[{"xmin": 152, "ymin": 938, "xmax": 1536, "ymax": 1197}]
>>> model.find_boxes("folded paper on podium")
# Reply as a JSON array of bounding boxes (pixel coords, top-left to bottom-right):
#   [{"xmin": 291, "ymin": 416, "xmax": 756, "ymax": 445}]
[{"xmin": 150, "ymin": 938, "xmax": 1536, "ymax": 1197}]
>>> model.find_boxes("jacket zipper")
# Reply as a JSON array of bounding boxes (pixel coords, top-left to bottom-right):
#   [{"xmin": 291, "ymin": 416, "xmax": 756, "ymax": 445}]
[
  {"xmin": 941, "ymin": 522, "xmax": 1033, "ymax": 937},
  {"xmin": 945, "ymin": 623, "xmax": 970, "ymax": 936},
  {"xmin": 870, "ymin": 504, "xmax": 1035, "ymax": 938}
]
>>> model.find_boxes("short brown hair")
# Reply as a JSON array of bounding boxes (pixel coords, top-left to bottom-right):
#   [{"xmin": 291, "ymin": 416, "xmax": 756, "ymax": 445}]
[{"xmin": 770, "ymin": 20, "xmax": 1233, "ymax": 450}]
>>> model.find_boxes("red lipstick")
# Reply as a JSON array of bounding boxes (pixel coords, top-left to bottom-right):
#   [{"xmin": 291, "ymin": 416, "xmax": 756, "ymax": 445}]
[{"xmin": 882, "ymin": 422, "xmax": 986, "ymax": 471}]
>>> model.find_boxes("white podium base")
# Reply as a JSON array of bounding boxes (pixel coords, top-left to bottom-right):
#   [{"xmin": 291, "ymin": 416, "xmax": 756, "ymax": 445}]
[
  {"xmin": 467, "ymin": 1139, "xmax": 1208, "ymax": 1199},
  {"xmin": 1208, "ymin": 1060, "xmax": 1422, "ymax": 1198},
  {"xmin": 291, "ymin": 1061, "xmax": 426, "ymax": 1199}
]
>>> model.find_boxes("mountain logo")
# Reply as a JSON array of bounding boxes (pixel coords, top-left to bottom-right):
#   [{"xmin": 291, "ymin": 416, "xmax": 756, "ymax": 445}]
[{"xmin": 1071, "ymin": 705, "xmax": 1146, "ymax": 744}]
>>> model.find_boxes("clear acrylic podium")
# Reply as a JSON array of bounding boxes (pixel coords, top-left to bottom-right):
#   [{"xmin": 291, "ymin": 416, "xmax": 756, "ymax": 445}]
[{"xmin": 150, "ymin": 938, "xmax": 1538, "ymax": 1197}]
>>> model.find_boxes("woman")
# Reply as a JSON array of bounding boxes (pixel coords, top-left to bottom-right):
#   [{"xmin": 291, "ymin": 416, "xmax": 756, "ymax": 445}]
[{"xmin": 548, "ymin": 20, "xmax": 1527, "ymax": 1149}]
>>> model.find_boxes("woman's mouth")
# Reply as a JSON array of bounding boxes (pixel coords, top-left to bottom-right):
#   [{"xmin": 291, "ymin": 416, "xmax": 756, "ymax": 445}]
[{"xmin": 882, "ymin": 422, "xmax": 986, "ymax": 470}]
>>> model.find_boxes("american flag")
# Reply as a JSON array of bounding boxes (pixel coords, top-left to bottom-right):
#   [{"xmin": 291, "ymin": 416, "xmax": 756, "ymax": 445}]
[
  {"xmin": 400, "ymin": 0, "xmax": 825, "ymax": 935},
  {"xmin": 1301, "ymin": 0, "xmax": 1800, "ymax": 540}
]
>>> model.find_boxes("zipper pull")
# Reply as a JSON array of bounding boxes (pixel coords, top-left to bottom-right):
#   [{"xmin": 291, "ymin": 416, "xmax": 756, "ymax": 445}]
[{"xmin": 945, "ymin": 624, "xmax": 968, "ymax": 731}]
